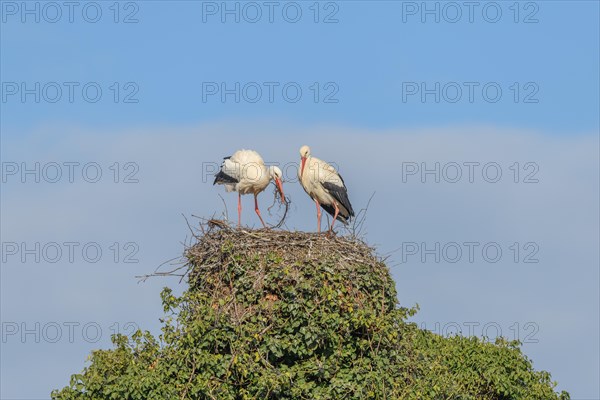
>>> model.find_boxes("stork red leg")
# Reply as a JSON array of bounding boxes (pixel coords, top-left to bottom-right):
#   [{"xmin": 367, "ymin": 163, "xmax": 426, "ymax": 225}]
[
  {"xmin": 315, "ymin": 199, "xmax": 322, "ymax": 233},
  {"xmin": 254, "ymin": 193, "xmax": 267, "ymax": 228},
  {"xmin": 237, "ymin": 192, "xmax": 242, "ymax": 228},
  {"xmin": 330, "ymin": 201, "xmax": 340, "ymax": 233}
]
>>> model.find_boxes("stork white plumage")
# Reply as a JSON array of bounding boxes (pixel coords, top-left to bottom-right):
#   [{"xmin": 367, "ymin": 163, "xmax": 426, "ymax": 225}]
[
  {"xmin": 213, "ymin": 149, "xmax": 285, "ymax": 228},
  {"xmin": 298, "ymin": 145, "xmax": 354, "ymax": 233}
]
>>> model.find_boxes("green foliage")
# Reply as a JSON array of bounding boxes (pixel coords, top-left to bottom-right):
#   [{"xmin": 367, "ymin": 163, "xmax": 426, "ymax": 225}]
[{"xmin": 52, "ymin": 229, "xmax": 569, "ymax": 399}]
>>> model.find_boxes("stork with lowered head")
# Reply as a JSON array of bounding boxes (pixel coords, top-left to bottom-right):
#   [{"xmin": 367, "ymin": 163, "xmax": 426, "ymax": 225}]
[{"xmin": 214, "ymin": 149, "xmax": 285, "ymax": 228}]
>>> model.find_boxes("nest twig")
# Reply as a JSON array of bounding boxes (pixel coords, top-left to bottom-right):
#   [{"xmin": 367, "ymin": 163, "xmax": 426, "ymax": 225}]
[
  {"xmin": 267, "ymin": 183, "xmax": 290, "ymax": 229},
  {"xmin": 346, "ymin": 191, "xmax": 375, "ymax": 240}
]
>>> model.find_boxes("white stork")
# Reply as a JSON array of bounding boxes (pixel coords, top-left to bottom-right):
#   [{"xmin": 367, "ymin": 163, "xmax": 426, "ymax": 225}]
[
  {"xmin": 298, "ymin": 145, "xmax": 354, "ymax": 233},
  {"xmin": 213, "ymin": 149, "xmax": 285, "ymax": 228}
]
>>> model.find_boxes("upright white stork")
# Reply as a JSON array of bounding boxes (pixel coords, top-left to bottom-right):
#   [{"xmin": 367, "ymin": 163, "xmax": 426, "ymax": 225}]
[
  {"xmin": 298, "ymin": 145, "xmax": 354, "ymax": 233},
  {"xmin": 214, "ymin": 149, "xmax": 285, "ymax": 228}
]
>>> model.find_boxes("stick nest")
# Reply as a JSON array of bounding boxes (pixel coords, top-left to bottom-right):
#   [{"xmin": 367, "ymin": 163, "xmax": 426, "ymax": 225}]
[{"xmin": 182, "ymin": 221, "xmax": 398, "ymax": 325}]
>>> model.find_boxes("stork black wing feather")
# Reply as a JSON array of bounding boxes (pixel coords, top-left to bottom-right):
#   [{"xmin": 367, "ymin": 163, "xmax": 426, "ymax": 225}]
[
  {"xmin": 337, "ymin": 172, "xmax": 347, "ymax": 187},
  {"xmin": 213, "ymin": 155, "xmax": 238, "ymax": 185},
  {"xmin": 322, "ymin": 181, "xmax": 355, "ymax": 220},
  {"xmin": 213, "ymin": 170, "xmax": 238, "ymax": 185}
]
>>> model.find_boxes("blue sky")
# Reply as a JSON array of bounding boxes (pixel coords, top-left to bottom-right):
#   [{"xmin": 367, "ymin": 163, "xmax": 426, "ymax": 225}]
[{"xmin": 1, "ymin": 1, "xmax": 599, "ymax": 399}]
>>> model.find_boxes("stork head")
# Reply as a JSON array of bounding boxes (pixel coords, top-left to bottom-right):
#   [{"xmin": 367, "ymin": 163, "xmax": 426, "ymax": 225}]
[
  {"xmin": 268, "ymin": 166, "xmax": 285, "ymax": 202},
  {"xmin": 299, "ymin": 145, "xmax": 311, "ymax": 178}
]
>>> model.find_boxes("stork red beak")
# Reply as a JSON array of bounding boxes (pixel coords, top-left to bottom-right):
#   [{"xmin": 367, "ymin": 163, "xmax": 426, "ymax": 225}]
[
  {"xmin": 300, "ymin": 156, "xmax": 307, "ymax": 178},
  {"xmin": 275, "ymin": 178, "xmax": 285, "ymax": 202}
]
